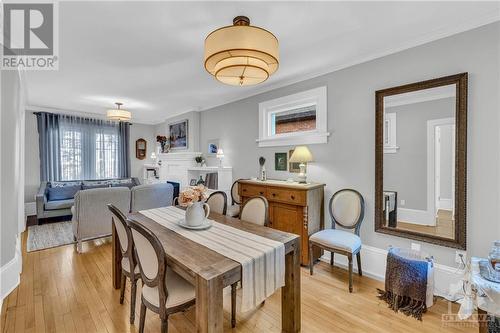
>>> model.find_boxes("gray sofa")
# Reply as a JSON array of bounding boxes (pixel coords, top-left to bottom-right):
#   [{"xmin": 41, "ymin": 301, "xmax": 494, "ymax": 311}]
[
  {"xmin": 72, "ymin": 182, "xmax": 174, "ymax": 252},
  {"xmin": 36, "ymin": 178, "xmax": 140, "ymax": 220}
]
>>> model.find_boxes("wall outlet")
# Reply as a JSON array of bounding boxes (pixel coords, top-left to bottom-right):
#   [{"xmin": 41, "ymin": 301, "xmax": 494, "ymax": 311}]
[
  {"xmin": 400, "ymin": 199, "xmax": 406, "ymax": 206},
  {"xmin": 455, "ymin": 250, "xmax": 467, "ymax": 265},
  {"xmin": 411, "ymin": 243, "xmax": 421, "ymax": 251}
]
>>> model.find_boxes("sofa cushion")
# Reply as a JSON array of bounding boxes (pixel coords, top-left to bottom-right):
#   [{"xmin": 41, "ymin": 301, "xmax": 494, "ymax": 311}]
[
  {"xmin": 47, "ymin": 185, "xmax": 81, "ymax": 201},
  {"xmin": 109, "ymin": 178, "xmax": 133, "ymax": 185},
  {"xmin": 111, "ymin": 182, "xmax": 135, "ymax": 189},
  {"xmin": 82, "ymin": 180, "xmax": 111, "ymax": 190},
  {"xmin": 50, "ymin": 181, "xmax": 82, "ymax": 188},
  {"xmin": 45, "ymin": 199, "xmax": 74, "ymax": 210}
]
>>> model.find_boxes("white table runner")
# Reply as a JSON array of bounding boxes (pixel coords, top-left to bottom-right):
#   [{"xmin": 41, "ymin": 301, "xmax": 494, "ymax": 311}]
[{"xmin": 139, "ymin": 206, "xmax": 285, "ymax": 312}]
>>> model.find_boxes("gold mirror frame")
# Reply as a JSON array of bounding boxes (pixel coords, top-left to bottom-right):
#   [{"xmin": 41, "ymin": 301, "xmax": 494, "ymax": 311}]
[{"xmin": 375, "ymin": 73, "xmax": 468, "ymax": 249}]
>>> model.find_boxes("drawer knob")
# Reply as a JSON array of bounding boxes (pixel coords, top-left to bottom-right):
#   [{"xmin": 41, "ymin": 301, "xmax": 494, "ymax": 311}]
[
  {"xmin": 243, "ymin": 189, "xmax": 247, "ymax": 192},
  {"xmin": 259, "ymin": 191, "xmax": 264, "ymax": 195},
  {"xmin": 272, "ymin": 193, "xmax": 276, "ymax": 197},
  {"xmin": 291, "ymin": 195, "xmax": 295, "ymax": 199}
]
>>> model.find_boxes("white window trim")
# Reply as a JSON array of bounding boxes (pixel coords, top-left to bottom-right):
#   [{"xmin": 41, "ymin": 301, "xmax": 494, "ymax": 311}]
[
  {"xmin": 257, "ymin": 86, "xmax": 330, "ymax": 147},
  {"xmin": 384, "ymin": 112, "xmax": 399, "ymax": 153}
]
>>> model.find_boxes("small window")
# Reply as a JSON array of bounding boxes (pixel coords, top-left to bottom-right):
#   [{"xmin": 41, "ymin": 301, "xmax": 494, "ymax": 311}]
[{"xmin": 258, "ymin": 87, "xmax": 329, "ymax": 147}]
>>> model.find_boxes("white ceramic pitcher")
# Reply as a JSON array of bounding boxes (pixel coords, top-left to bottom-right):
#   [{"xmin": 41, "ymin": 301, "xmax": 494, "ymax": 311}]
[{"xmin": 185, "ymin": 201, "xmax": 210, "ymax": 226}]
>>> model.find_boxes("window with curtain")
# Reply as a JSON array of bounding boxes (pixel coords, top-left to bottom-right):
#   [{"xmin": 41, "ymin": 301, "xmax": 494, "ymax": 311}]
[{"xmin": 36, "ymin": 112, "xmax": 130, "ymax": 181}]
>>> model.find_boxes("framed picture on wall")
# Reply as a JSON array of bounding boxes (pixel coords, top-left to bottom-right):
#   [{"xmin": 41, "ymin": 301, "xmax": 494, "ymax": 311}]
[
  {"xmin": 289, "ymin": 149, "xmax": 300, "ymax": 173},
  {"xmin": 169, "ymin": 119, "xmax": 188, "ymax": 150},
  {"xmin": 275, "ymin": 152, "xmax": 287, "ymax": 171},
  {"xmin": 207, "ymin": 139, "xmax": 219, "ymax": 156}
]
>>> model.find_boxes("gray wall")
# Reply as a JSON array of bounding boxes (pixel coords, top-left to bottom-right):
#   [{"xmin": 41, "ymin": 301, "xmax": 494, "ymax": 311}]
[
  {"xmin": 199, "ymin": 22, "xmax": 500, "ymax": 266},
  {"xmin": 384, "ymin": 97, "xmax": 454, "ymax": 211},
  {"xmin": 130, "ymin": 123, "xmax": 156, "ymax": 180},
  {"xmin": 1, "ymin": 70, "xmax": 25, "ymax": 266}
]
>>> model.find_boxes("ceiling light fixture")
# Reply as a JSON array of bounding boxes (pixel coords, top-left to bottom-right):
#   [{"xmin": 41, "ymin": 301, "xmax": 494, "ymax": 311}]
[
  {"xmin": 204, "ymin": 16, "xmax": 279, "ymax": 86},
  {"xmin": 106, "ymin": 102, "xmax": 131, "ymax": 121}
]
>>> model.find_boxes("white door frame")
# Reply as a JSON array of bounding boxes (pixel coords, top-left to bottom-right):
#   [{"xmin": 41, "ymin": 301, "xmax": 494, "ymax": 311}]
[{"xmin": 427, "ymin": 117, "xmax": 455, "ymax": 225}]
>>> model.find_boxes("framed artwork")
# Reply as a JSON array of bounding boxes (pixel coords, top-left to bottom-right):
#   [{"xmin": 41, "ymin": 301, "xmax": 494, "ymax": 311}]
[
  {"xmin": 207, "ymin": 139, "xmax": 219, "ymax": 156},
  {"xmin": 275, "ymin": 152, "xmax": 287, "ymax": 171},
  {"xmin": 169, "ymin": 119, "xmax": 188, "ymax": 150},
  {"xmin": 289, "ymin": 149, "xmax": 300, "ymax": 173},
  {"xmin": 190, "ymin": 179, "xmax": 197, "ymax": 186}
]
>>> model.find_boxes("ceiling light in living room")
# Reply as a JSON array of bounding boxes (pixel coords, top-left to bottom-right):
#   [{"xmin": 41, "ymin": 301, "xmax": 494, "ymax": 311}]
[
  {"xmin": 106, "ymin": 102, "xmax": 131, "ymax": 121},
  {"xmin": 204, "ymin": 16, "xmax": 279, "ymax": 86}
]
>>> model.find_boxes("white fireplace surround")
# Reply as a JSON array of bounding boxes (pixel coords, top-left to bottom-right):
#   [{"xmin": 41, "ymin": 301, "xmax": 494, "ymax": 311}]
[{"xmin": 157, "ymin": 152, "xmax": 201, "ymax": 188}]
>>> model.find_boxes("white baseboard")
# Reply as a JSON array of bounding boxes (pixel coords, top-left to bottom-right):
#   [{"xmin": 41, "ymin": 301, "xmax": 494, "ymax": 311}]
[
  {"xmin": 0, "ymin": 236, "xmax": 22, "ymax": 309},
  {"xmin": 320, "ymin": 244, "xmax": 464, "ymax": 299},
  {"xmin": 24, "ymin": 202, "xmax": 36, "ymax": 216},
  {"xmin": 438, "ymin": 199, "xmax": 452, "ymax": 210},
  {"xmin": 398, "ymin": 208, "xmax": 435, "ymax": 226}
]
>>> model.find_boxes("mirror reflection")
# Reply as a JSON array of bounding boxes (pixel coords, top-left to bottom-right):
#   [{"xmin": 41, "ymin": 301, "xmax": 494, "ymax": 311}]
[{"xmin": 383, "ymin": 84, "xmax": 456, "ymax": 239}]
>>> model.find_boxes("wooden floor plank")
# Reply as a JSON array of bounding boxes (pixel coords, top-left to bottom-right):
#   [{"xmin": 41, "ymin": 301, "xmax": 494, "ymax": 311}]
[{"xmin": 1, "ymin": 232, "xmax": 477, "ymax": 333}]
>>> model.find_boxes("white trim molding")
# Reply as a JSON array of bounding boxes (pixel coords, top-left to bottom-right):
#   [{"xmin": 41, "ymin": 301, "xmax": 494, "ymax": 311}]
[
  {"xmin": 257, "ymin": 86, "xmax": 330, "ymax": 147},
  {"xmin": 319, "ymin": 244, "xmax": 465, "ymax": 299},
  {"xmin": 1, "ymin": 236, "xmax": 22, "ymax": 307}
]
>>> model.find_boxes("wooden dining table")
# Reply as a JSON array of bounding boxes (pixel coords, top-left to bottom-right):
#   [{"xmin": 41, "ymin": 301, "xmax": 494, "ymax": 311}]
[{"xmin": 111, "ymin": 210, "xmax": 301, "ymax": 333}]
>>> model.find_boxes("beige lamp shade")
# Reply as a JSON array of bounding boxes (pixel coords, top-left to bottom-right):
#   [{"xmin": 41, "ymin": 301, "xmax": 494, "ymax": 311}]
[
  {"xmin": 204, "ymin": 16, "xmax": 279, "ymax": 86},
  {"xmin": 289, "ymin": 146, "xmax": 313, "ymax": 163},
  {"xmin": 106, "ymin": 102, "xmax": 131, "ymax": 121},
  {"xmin": 216, "ymin": 148, "xmax": 224, "ymax": 159}
]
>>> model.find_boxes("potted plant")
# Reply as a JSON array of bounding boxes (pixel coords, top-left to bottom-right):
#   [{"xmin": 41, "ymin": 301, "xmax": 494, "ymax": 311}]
[
  {"xmin": 156, "ymin": 135, "xmax": 168, "ymax": 153},
  {"xmin": 195, "ymin": 155, "xmax": 205, "ymax": 167}
]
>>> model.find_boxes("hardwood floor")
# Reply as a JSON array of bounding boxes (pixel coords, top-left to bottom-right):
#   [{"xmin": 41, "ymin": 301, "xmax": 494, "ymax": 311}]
[
  {"xmin": 1, "ymin": 232, "xmax": 476, "ymax": 333},
  {"xmin": 397, "ymin": 209, "xmax": 455, "ymax": 239}
]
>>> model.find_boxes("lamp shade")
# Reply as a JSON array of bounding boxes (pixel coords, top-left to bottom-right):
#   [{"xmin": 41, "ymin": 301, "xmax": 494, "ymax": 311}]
[
  {"xmin": 289, "ymin": 146, "xmax": 313, "ymax": 163},
  {"xmin": 106, "ymin": 102, "xmax": 131, "ymax": 121},
  {"xmin": 204, "ymin": 16, "xmax": 279, "ymax": 86},
  {"xmin": 216, "ymin": 148, "xmax": 224, "ymax": 158}
]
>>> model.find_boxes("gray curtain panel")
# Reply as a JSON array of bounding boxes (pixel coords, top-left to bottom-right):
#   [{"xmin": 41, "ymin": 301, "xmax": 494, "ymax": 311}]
[
  {"xmin": 36, "ymin": 112, "xmax": 131, "ymax": 181},
  {"xmin": 118, "ymin": 121, "xmax": 131, "ymax": 178},
  {"xmin": 36, "ymin": 112, "xmax": 61, "ymax": 181}
]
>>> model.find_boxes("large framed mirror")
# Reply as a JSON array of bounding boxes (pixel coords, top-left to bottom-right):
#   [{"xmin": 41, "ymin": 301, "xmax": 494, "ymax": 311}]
[{"xmin": 375, "ymin": 73, "xmax": 467, "ymax": 249}]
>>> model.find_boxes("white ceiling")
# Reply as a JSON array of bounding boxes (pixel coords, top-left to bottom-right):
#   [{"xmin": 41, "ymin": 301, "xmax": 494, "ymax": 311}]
[{"xmin": 25, "ymin": 1, "xmax": 500, "ymax": 124}]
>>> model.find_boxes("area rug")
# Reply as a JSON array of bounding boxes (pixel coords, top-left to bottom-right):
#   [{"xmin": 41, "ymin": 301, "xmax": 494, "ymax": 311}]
[{"xmin": 27, "ymin": 221, "xmax": 75, "ymax": 252}]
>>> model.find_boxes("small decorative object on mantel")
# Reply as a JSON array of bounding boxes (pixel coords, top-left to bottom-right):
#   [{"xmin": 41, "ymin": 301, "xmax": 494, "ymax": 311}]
[
  {"xmin": 258, "ymin": 156, "xmax": 267, "ymax": 181},
  {"xmin": 196, "ymin": 175, "xmax": 205, "ymax": 186},
  {"xmin": 195, "ymin": 155, "xmax": 205, "ymax": 167},
  {"xmin": 377, "ymin": 247, "xmax": 434, "ymax": 321},
  {"xmin": 156, "ymin": 135, "xmax": 169, "ymax": 153},
  {"xmin": 275, "ymin": 152, "xmax": 287, "ymax": 171}
]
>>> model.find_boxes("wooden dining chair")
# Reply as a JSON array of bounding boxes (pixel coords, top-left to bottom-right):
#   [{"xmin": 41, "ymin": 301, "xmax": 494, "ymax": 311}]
[
  {"xmin": 308, "ymin": 189, "xmax": 365, "ymax": 292},
  {"xmin": 229, "ymin": 195, "xmax": 269, "ymax": 328},
  {"xmin": 227, "ymin": 180, "xmax": 242, "ymax": 217},
  {"xmin": 239, "ymin": 195, "xmax": 269, "ymax": 226},
  {"xmin": 128, "ymin": 219, "xmax": 195, "ymax": 333},
  {"xmin": 107, "ymin": 204, "xmax": 141, "ymax": 324},
  {"xmin": 206, "ymin": 191, "xmax": 227, "ymax": 215}
]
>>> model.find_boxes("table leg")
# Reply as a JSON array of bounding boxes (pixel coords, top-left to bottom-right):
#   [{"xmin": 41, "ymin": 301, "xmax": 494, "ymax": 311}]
[
  {"xmin": 112, "ymin": 223, "xmax": 122, "ymax": 289},
  {"xmin": 196, "ymin": 274, "xmax": 224, "ymax": 333},
  {"xmin": 478, "ymin": 308, "xmax": 488, "ymax": 333},
  {"xmin": 282, "ymin": 239, "xmax": 301, "ymax": 333}
]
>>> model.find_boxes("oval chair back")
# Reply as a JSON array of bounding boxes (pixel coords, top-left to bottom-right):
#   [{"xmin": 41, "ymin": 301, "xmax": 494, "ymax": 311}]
[
  {"xmin": 206, "ymin": 191, "xmax": 227, "ymax": 215},
  {"xmin": 329, "ymin": 189, "xmax": 365, "ymax": 235},
  {"xmin": 128, "ymin": 220, "xmax": 168, "ymax": 314},
  {"xmin": 230, "ymin": 180, "xmax": 242, "ymax": 205},
  {"xmin": 108, "ymin": 204, "xmax": 135, "ymax": 273},
  {"xmin": 240, "ymin": 196, "xmax": 269, "ymax": 226}
]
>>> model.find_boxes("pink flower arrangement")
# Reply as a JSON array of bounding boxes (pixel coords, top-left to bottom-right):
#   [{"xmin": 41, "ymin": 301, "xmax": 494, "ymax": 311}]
[{"xmin": 178, "ymin": 185, "xmax": 208, "ymax": 207}]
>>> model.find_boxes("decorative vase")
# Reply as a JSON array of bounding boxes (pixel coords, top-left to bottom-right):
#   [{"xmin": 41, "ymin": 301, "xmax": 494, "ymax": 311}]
[
  {"xmin": 185, "ymin": 201, "xmax": 210, "ymax": 227},
  {"xmin": 259, "ymin": 165, "xmax": 267, "ymax": 181}
]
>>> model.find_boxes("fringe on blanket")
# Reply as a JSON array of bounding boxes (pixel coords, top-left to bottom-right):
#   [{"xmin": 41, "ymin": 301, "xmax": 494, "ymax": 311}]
[{"xmin": 377, "ymin": 288, "xmax": 427, "ymax": 321}]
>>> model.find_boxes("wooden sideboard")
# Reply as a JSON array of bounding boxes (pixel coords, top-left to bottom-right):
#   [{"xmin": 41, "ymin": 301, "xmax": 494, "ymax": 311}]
[{"xmin": 239, "ymin": 179, "xmax": 325, "ymax": 265}]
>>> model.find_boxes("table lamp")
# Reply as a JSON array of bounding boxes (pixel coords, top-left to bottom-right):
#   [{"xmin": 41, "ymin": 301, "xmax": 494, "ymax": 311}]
[
  {"xmin": 289, "ymin": 146, "xmax": 313, "ymax": 183},
  {"xmin": 216, "ymin": 148, "xmax": 224, "ymax": 167},
  {"xmin": 151, "ymin": 152, "xmax": 157, "ymax": 165}
]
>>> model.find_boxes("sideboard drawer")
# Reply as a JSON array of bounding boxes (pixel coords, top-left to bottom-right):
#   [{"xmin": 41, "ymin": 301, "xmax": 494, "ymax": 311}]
[
  {"xmin": 267, "ymin": 187, "xmax": 306, "ymax": 206},
  {"xmin": 240, "ymin": 184, "xmax": 267, "ymax": 197}
]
